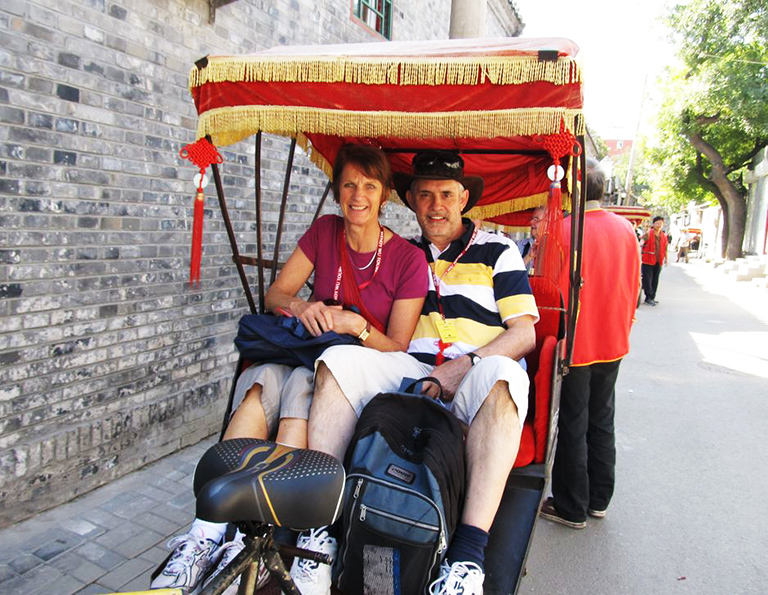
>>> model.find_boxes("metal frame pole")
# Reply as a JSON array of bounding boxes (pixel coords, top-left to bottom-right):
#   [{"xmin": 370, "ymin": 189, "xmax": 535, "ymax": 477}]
[{"xmin": 270, "ymin": 138, "xmax": 296, "ymax": 285}]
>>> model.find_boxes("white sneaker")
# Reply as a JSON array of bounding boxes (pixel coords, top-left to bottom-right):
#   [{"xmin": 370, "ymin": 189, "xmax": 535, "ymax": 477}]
[
  {"xmin": 202, "ymin": 537, "xmax": 271, "ymax": 594},
  {"xmin": 289, "ymin": 527, "xmax": 337, "ymax": 595},
  {"xmin": 428, "ymin": 560, "xmax": 485, "ymax": 595},
  {"xmin": 150, "ymin": 532, "xmax": 219, "ymax": 594}
]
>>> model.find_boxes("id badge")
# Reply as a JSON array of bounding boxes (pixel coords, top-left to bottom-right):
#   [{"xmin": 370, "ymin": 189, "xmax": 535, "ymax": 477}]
[{"xmin": 434, "ymin": 318, "xmax": 459, "ymax": 343}]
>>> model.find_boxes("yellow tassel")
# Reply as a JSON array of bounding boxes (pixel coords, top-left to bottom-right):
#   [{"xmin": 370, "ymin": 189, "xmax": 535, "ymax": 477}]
[
  {"xmin": 189, "ymin": 55, "xmax": 582, "ymax": 90},
  {"xmin": 196, "ymin": 105, "xmax": 585, "ymax": 148}
]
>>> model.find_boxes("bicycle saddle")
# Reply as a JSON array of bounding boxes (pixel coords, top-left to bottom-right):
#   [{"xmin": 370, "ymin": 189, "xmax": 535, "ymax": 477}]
[{"xmin": 194, "ymin": 438, "xmax": 345, "ymax": 530}]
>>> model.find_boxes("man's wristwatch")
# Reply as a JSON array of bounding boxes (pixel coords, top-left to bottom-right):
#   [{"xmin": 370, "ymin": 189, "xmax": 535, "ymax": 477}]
[
  {"xmin": 358, "ymin": 320, "xmax": 371, "ymax": 342},
  {"xmin": 466, "ymin": 352, "xmax": 482, "ymax": 366}
]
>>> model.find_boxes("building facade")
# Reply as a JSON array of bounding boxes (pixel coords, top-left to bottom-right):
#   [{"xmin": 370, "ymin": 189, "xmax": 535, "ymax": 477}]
[{"xmin": 0, "ymin": 0, "xmax": 522, "ymax": 526}]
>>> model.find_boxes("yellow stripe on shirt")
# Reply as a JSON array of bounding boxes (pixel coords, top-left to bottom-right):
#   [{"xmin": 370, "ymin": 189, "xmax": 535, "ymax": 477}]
[
  {"xmin": 412, "ymin": 312, "xmax": 508, "ymax": 347},
  {"xmin": 432, "ymin": 260, "xmax": 494, "ymax": 287}
]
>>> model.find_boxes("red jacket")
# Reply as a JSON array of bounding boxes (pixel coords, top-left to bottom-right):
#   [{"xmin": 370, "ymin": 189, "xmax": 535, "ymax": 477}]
[
  {"xmin": 559, "ymin": 209, "xmax": 640, "ymax": 366},
  {"xmin": 641, "ymin": 229, "xmax": 668, "ymax": 266}
]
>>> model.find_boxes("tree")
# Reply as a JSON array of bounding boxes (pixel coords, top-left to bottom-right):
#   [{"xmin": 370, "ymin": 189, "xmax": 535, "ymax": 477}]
[
  {"xmin": 651, "ymin": 0, "xmax": 768, "ymax": 259},
  {"xmin": 611, "ymin": 137, "xmax": 653, "ymax": 205}
]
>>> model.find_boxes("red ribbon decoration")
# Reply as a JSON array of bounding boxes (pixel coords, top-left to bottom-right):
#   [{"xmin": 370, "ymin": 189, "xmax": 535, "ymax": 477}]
[
  {"xmin": 533, "ymin": 119, "xmax": 582, "ymax": 281},
  {"xmin": 179, "ymin": 138, "xmax": 223, "ymax": 285}
]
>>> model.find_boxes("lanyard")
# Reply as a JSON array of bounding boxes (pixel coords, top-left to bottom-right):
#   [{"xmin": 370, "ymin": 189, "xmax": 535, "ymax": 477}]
[
  {"xmin": 428, "ymin": 227, "xmax": 477, "ymax": 364},
  {"xmin": 333, "ymin": 226, "xmax": 384, "ymax": 302}
]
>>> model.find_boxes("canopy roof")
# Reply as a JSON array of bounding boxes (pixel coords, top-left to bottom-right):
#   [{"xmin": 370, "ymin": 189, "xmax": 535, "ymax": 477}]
[
  {"xmin": 189, "ymin": 37, "xmax": 584, "ymax": 221},
  {"xmin": 604, "ymin": 205, "xmax": 652, "ymax": 224}
]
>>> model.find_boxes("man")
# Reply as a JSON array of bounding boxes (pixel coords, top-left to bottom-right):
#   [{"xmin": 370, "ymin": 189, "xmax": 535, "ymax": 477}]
[
  {"xmin": 540, "ymin": 158, "xmax": 640, "ymax": 529},
  {"xmin": 517, "ymin": 206, "xmax": 546, "ymax": 274},
  {"xmin": 676, "ymin": 228, "xmax": 693, "ymax": 263},
  {"xmin": 640, "ymin": 215, "xmax": 668, "ymax": 305},
  {"xmin": 291, "ymin": 151, "xmax": 539, "ymax": 595}
]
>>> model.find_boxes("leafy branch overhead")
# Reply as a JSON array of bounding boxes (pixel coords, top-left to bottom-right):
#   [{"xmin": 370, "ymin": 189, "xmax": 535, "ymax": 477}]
[{"xmin": 649, "ymin": 0, "xmax": 768, "ymax": 259}]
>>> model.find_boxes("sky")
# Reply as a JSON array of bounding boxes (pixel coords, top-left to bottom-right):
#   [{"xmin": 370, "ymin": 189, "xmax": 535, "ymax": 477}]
[{"xmin": 514, "ymin": 0, "xmax": 678, "ymax": 141}]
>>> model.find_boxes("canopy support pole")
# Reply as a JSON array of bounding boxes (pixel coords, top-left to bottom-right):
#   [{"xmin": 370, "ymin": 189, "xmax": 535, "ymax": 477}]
[
  {"xmin": 254, "ymin": 132, "xmax": 266, "ymax": 313},
  {"xmin": 564, "ymin": 138, "xmax": 587, "ymax": 371},
  {"xmin": 312, "ymin": 180, "xmax": 332, "ymax": 224},
  {"xmin": 210, "ymin": 158, "xmax": 257, "ymax": 315},
  {"xmin": 271, "ymin": 138, "xmax": 297, "ymax": 285}
]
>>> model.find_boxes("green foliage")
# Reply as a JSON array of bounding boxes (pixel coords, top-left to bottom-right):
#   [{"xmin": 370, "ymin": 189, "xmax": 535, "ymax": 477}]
[
  {"xmin": 610, "ymin": 138, "xmax": 653, "ymax": 205},
  {"xmin": 586, "ymin": 128, "xmax": 610, "ymax": 160},
  {"xmin": 649, "ymin": 0, "xmax": 768, "ymax": 213}
]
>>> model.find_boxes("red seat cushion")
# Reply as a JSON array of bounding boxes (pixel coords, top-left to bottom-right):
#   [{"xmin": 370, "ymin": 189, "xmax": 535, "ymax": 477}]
[
  {"xmin": 533, "ymin": 335, "xmax": 557, "ymax": 463},
  {"xmin": 513, "ymin": 420, "xmax": 535, "ymax": 468},
  {"xmin": 511, "ymin": 276, "xmax": 562, "ymax": 468}
]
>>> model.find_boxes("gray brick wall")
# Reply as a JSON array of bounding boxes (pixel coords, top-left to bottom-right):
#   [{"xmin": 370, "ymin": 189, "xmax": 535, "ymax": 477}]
[{"xmin": 0, "ymin": 0, "xmax": 521, "ymax": 527}]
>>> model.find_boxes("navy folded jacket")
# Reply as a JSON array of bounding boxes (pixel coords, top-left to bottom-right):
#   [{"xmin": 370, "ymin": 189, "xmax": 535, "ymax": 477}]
[{"xmin": 234, "ymin": 313, "xmax": 360, "ymax": 369}]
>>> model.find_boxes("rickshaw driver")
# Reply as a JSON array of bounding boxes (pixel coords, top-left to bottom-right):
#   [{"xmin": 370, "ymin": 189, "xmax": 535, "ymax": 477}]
[{"xmin": 298, "ymin": 151, "xmax": 539, "ymax": 595}]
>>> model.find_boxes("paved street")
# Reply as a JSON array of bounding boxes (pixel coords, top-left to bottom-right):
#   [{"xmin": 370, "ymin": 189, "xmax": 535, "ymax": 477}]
[
  {"xmin": 0, "ymin": 438, "xmax": 212, "ymax": 594},
  {"xmin": 521, "ymin": 260, "xmax": 768, "ymax": 594},
  {"xmin": 1, "ymin": 259, "xmax": 766, "ymax": 594}
]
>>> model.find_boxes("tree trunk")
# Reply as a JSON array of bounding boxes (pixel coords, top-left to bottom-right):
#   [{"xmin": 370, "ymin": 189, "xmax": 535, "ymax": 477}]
[
  {"xmin": 687, "ymin": 132, "xmax": 747, "ymax": 260},
  {"xmin": 720, "ymin": 200, "xmax": 730, "ymax": 259}
]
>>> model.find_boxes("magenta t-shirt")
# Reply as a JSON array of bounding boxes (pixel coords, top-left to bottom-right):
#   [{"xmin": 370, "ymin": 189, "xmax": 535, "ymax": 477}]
[{"xmin": 298, "ymin": 215, "xmax": 428, "ymax": 329}]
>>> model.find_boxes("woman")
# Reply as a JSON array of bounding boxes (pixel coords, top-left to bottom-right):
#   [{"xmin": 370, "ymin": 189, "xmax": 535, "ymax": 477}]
[{"xmin": 152, "ymin": 144, "xmax": 428, "ymax": 594}]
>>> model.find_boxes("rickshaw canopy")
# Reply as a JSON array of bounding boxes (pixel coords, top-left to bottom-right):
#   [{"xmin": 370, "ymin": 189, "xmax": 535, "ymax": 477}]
[
  {"xmin": 604, "ymin": 205, "xmax": 652, "ymax": 226},
  {"xmin": 189, "ymin": 37, "xmax": 584, "ymax": 226}
]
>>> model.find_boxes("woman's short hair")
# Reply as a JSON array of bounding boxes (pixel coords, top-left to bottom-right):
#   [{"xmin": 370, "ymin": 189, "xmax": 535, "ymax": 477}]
[{"xmin": 332, "ymin": 144, "xmax": 392, "ymax": 203}]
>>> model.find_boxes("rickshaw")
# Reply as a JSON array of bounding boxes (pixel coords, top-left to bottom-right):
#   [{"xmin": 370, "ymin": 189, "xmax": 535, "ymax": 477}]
[
  {"xmin": 604, "ymin": 205, "xmax": 651, "ymax": 228},
  {"xmin": 161, "ymin": 37, "xmax": 588, "ymax": 595}
]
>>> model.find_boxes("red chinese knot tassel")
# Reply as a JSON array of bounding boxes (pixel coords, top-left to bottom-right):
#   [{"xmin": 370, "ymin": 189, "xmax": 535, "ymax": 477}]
[
  {"xmin": 190, "ymin": 191, "xmax": 205, "ymax": 284},
  {"xmin": 179, "ymin": 138, "xmax": 223, "ymax": 285},
  {"xmin": 534, "ymin": 119, "xmax": 582, "ymax": 282}
]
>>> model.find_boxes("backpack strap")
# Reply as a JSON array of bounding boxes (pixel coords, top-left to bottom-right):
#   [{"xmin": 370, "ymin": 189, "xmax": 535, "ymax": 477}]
[{"xmin": 402, "ymin": 376, "xmax": 444, "ymax": 402}]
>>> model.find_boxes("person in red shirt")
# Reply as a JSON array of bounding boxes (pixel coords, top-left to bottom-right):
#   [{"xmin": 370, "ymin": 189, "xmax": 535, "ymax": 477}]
[
  {"xmin": 640, "ymin": 215, "xmax": 668, "ymax": 305},
  {"xmin": 539, "ymin": 158, "xmax": 640, "ymax": 529}
]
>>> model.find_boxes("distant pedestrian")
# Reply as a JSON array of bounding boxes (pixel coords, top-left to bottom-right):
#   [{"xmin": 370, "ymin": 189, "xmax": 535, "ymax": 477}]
[
  {"xmin": 640, "ymin": 216, "xmax": 668, "ymax": 305},
  {"xmin": 676, "ymin": 229, "xmax": 693, "ymax": 263},
  {"xmin": 540, "ymin": 158, "xmax": 640, "ymax": 529},
  {"xmin": 517, "ymin": 206, "xmax": 546, "ymax": 274}
]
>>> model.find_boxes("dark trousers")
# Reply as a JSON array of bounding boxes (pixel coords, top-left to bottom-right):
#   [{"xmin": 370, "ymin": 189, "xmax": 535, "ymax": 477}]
[
  {"xmin": 641, "ymin": 263, "xmax": 662, "ymax": 300},
  {"xmin": 551, "ymin": 360, "xmax": 621, "ymax": 522}
]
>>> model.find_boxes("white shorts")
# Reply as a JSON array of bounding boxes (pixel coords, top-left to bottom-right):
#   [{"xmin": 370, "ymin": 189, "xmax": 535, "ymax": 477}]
[
  {"xmin": 315, "ymin": 346, "xmax": 529, "ymax": 430},
  {"xmin": 231, "ymin": 363, "xmax": 313, "ymax": 434}
]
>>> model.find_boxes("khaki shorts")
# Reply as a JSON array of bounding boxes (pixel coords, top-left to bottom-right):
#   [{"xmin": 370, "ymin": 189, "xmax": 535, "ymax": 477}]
[
  {"xmin": 315, "ymin": 346, "xmax": 529, "ymax": 430},
  {"xmin": 231, "ymin": 363, "xmax": 313, "ymax": 434}
]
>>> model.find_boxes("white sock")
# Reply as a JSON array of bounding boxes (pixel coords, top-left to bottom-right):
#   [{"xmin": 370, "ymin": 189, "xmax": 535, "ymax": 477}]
[{"xmin": 189, "ymin": 519, "xmax": 227, "ymax": 544}]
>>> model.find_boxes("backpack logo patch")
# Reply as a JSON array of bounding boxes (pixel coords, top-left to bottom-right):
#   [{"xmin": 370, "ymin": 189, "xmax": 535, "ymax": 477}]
[{"xmin": 386, "ymin": 464, "xmax": 415, "ymax": 484}]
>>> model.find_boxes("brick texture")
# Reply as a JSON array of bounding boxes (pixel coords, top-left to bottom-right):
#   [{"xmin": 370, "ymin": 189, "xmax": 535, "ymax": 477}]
[{"xmin": 0, "ymin": 0, "xmax": 522, "ymax": 527}]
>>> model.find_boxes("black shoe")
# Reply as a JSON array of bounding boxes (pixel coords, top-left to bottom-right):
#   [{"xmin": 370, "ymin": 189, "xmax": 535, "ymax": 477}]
[
  {"xmin": 539, "ymin": 497, "xmax": 586, "ymax": 529},
  {"xmin": 644, "ymin": 299, "xmax": 657, "ymax": 306},
  {"xmin": 587, "ymin": 507, "xmax": 607, "ymax": 518}
]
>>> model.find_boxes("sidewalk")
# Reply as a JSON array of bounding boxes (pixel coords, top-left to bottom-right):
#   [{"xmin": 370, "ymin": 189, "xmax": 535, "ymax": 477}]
[
  {"xmin": 0, "ymin": 436, "xmax": 216, "ymax": 594},
  {"xmin": 522, "ymin": 257, "xmax": 768, "ymax": 594}
]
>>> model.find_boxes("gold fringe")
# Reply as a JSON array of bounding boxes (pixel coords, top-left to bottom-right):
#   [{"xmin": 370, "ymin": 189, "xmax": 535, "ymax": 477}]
[
  {"xmin": 466, "ymin": 192, "xmax": 549, "ymax": 219},
  {"xmin": 189, "ymin": 55, "xmax": 581, "ymax": 89},
  {"xmin": 196, "ymin": 105, "xmax": 585, "ymax": 148},
  {"xmin": 465, "ymin": 189, "xmax": 571, "ymax": 219}
]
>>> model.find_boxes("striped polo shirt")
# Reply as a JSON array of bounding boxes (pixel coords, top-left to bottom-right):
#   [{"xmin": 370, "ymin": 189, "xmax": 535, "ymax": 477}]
[{"xmin": 408, "ymin": 220, "xmax": 539, "ymax": 366}]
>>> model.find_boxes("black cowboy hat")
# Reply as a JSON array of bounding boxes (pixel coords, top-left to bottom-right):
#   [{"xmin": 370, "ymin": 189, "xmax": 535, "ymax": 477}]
[{"xmin": 393, "ymin": 151, "xmax": 484, "ymax": 214}]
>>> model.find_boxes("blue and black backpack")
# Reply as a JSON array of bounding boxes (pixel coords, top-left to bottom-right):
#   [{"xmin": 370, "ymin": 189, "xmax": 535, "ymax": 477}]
[{"xmin": 333, "ymin": 381, "xmax": 466, "ymax": 594}]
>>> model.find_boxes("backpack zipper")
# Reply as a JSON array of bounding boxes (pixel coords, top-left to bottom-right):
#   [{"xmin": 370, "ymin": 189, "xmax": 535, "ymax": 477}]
[{"xmin": 359, "ymin": 503, "xmax": 440, "ymax": 532}]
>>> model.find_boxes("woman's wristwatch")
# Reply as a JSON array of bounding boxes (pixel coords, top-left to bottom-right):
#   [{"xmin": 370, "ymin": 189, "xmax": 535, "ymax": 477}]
[{"xmin": 358, "ymin": 320, "xmax": 371, "ymax": 342}]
